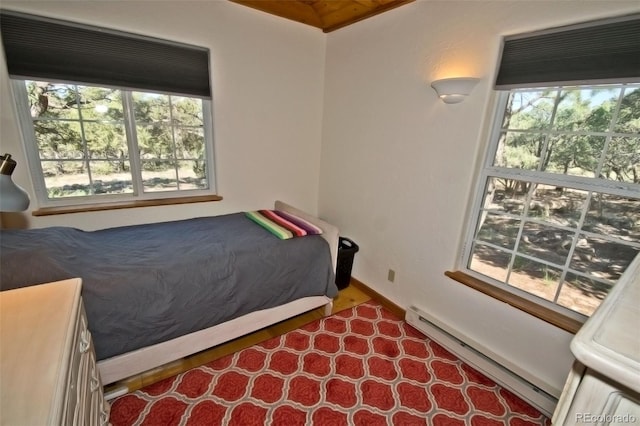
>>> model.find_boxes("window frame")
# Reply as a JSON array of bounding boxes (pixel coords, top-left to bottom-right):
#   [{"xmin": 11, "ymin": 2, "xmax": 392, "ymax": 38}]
[
  {"xmin": 456, "ymin": 85, "xmax": 640, "ymax": 328},
  {"xmin": 11, "ymin": 79, "xmax": 218, "ymax": 212}
]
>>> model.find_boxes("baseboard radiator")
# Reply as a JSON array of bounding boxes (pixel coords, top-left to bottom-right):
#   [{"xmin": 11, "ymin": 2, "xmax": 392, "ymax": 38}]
[{"xmin": 405, "ymin": 306, "xmax": 557, "ymax": 417}]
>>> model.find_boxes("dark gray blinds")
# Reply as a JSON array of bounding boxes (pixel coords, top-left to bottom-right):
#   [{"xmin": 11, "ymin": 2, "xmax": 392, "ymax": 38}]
[
  {"xmin": 0, "ymin": 10, "xmax": 211, "ymax": 98},
  {"xmin": 495, "ymin": 14, "xmax": 640, "ymax": 89}
]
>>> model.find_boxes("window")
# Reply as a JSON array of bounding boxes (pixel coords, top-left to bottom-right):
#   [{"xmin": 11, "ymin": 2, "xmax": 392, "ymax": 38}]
[
  {"xmin": 453, "ymin": 14, "xmax": 640, "ymax": 327},
  {"xmin": 463, "ymin": 84, "xmax": 639, "ymax": 319},
  {"xmin": 1, "ymin": 10, "xmax": 216, "ymax": 211},
  {"xmin": 12, "ymin": 80, "xmax": 214, "ymax": 204}
]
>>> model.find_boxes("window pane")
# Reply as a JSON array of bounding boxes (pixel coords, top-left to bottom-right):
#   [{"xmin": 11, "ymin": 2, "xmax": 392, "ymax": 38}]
[
  {"xmin": 137, "ymin": 124, "xmax": 175, "ymax": 160},
  {"xmin": 570, "ymin": 234, "xmax": 639, "ymax": 282},
  {"xmin": 543, "ymin": 135, "xmax": 604, "ymax": 178},
  {"xmin": 493, "ymin": 132, "xmax": 544, "ymax": 170},
  {"xmin": 615, "ymin": 85, "xmax": 640, "ymax": 133},
  {"xmin": 475, "ymin": 213, "xmax": 520, "ymax": 250},
  {"xmin": 527, "ymin": 185, "xmax": 587, "ymax": 228},
  {"xmin": 175, "ymin": 128, "xmax": 204, "ymax": 160},
  {"xmin": 89, "ymin": 161, "xmax": 134, "ymax": 195},
  {"xmin": 77, "ymin": 86, "xmax": 124, "ymax": 121},
  {"xmin": 469, "ymin": 243, "xmax": 511, "ymax": 282},
  {"xmin": 554, "ymin": 87, "xmax": 619, "ymax": 132},
  {"xmin": 503, "ymin": 90, "xmax": 556, "ymax": 130},
  {"xmin": 141, "ymin": 160, "xmax": 178, "ymax": 192},
  {"xmin": 557, "ymin": 273, "xmax": 612, "ymax": 316},
  {"xmin": 602, "ymin": 137, "xmax": 640, "ymax": 184},
  {"xmin": 517, "ymin": 221, "xmax": 573, "ymax": 266},
  {"xmin": 84, "ymin": 123, "xmax": 128, "ymax": 160},
  {"xmin": 132, "ymin": 92, "xmax": 170, "ymax": 124},
  {"xmin": 171, "ymin": 96, "xmax": 203, "ymax": 126},
  {"xmin": 508, "ymin": 256, "xmax": 562, "ymax": 302},
  {"xmin": 35, "ymin": 121, "xmax": 84, "ymax": 160},
  {"xmin": 27, "ymin": 81, "xmax": 79, "ymax": 120},
  {"xmin": 584, "ymin": 194, "xmax": 640, "ymax": 243},
  {"xmin": 481, "ymin": 177, "xmax": 529, "ymax": 216},
  {"xmin": 43, "ymin": 160, "xmax": 90, "ymax": 198},
  {"xmin": 177, "ymin": 160, "xmax": 207, "ymax": 190},
  {"xmin": 133, "ymin": 92, "xmax": 209, "ymax": 194}
]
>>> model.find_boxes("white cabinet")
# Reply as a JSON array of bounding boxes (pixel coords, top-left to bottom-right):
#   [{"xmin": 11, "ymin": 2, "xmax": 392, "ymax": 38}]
[
  {"xmin": 568, "ymin": 369, "xmax": 640, "ymax": 424},
  {"xmin": 553, "ymin": 256, "xmax": 640, "ymax": 425},
  {"xmin": 0, "ymin": 278, "xmax": 109, "ymax": 425}
]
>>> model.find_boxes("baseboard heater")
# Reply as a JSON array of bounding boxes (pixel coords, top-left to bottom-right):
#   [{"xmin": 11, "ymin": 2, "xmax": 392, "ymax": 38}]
[{"xmin": 405, "ymin": 306, "xmax": 558, "ymax": 417}]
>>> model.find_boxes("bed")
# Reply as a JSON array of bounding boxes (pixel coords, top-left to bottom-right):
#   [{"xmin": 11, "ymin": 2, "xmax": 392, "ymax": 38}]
[{"xmin": 0, "ymin": 201, "xmax": 339, "ymax": 388}]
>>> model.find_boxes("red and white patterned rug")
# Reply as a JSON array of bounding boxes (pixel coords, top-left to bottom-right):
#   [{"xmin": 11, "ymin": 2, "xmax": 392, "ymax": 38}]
[{"xmin": 109, "ymin": 301, "xmax": 551, "ymax": 425}]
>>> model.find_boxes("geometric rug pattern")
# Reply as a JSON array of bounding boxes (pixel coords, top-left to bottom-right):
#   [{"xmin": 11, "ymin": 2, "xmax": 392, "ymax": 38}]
[{"xmin": 109, "ymin": 301, "xmax": 551, "ymax": 425}]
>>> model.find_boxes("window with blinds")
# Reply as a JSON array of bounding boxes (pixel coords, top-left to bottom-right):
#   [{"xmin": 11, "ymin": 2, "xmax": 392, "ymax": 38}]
[
  {"xmin": 1, "ymin": 11, "xmax": 216, "ymax": 208},
  {"xmin": 459, "ymin": 14, "xmax": 640, "ymax": 322}
]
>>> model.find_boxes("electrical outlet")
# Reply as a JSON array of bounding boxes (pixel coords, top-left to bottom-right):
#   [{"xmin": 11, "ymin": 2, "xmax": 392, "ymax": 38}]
[{"xmin": 387, "ymin": 269, "xmax": 396, "ymax": 283}]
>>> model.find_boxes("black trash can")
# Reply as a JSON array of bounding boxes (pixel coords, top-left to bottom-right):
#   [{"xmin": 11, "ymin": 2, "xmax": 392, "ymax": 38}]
[{"xmin": 335, "ymin": 237, "xmax": 359, "ymax": 290}]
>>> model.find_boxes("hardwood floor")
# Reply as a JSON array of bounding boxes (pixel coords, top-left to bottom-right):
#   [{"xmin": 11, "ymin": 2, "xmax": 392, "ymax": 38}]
[{"xmin": 104, "ymin": 282, "xmax": 372, "ymax": 397}]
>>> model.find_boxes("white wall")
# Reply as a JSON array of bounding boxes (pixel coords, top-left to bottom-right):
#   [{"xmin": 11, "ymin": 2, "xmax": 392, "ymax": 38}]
[
  {"xmin": 0, "ymin": 0, "xmax": 326, "ymax": 230},
  {"xmin": 319, "ymin": 0, "xmax": 640, "ymax": 395}
]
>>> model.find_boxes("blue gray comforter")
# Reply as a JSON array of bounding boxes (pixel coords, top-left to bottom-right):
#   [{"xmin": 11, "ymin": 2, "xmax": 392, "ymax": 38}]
[{"xmin": 0, "ymin": 213, "xmax": 337, "ymax": 360}]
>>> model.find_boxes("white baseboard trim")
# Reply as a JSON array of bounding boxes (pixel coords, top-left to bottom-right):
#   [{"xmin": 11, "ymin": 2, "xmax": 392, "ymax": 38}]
[{"xmin": 405, "ymin": 305, "xmax": 558, "ymax": 417}]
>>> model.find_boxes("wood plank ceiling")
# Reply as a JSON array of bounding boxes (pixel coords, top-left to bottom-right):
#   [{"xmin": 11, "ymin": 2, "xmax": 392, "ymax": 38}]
[{"xmin": 230, "ymin": 0, "xmax": 415, "ymax": 33}]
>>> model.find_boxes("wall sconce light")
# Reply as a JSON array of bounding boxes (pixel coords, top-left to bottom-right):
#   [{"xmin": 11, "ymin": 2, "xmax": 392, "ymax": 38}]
[
  {"xmin": 0, "ymin": 153, "xmax": 30, "ymax": 212},
  {"xmin": 431, "ymin": 77, "xmax": 480, "ymax": 104}
]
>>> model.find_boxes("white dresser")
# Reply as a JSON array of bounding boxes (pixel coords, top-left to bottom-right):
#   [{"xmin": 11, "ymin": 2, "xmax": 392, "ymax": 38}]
[
  {"xmin": 0, "ymin": 278, "xmax": 109, "ymax": 425},
  {"xmin": 553, "ymin": 255, "xmax": 640, "ymax": 425}
]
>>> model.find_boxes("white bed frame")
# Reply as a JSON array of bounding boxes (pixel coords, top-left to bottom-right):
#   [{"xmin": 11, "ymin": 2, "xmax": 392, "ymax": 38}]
[{"xmin": 98, "ymin": 201, "xmax": 338, "ymax": 392}]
